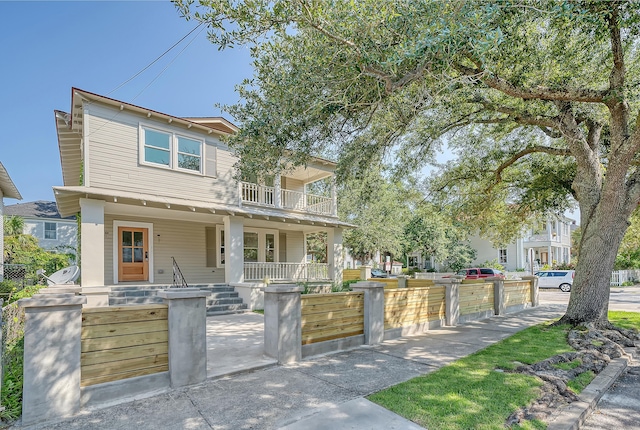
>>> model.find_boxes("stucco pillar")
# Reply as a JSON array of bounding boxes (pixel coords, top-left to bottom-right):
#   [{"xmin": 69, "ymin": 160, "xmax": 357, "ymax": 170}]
[
  {"xmin": 360, "ymin": 265, "xmax": 372, "ymax": 280},
  {"xmin": 351, "ymin": 281, "xmax": 385, "ymax": 345},
  {"xmin": 19, "ymin": 293, "xmax": 87, "ymax": 426},
  {"xmin": 224, "ymin": 215, "xmax": 244, "ymax": 284},
  {"xmin": 491, "ymin": 277, "xmax": 505, "ymax": 315},
  {"xmin": 80, "ymin": 198, "xmax": 105, "ymax": 287},
  {"xmin": 264, "ymin": 284, "xmax": 303, "ymax": 363},
  {"xmin": 158, "ymin": 288, "xmax": 209, "ymax": 387},
  {"xmin": 522, "ymin": 275, "xmax": 539, "ymax": 307},
  {"xmin": 439, "ymin": 278, "xmax": 461, "ymax": 326},
  {"xmin": 327, "ymin": 228, "xmax": 343, "ymax": 285}
]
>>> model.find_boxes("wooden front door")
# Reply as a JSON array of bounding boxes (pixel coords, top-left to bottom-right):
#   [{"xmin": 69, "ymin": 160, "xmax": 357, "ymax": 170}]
[{"xmin": 118, "ymin": 227, "xmax": 149, "ymax": 282}]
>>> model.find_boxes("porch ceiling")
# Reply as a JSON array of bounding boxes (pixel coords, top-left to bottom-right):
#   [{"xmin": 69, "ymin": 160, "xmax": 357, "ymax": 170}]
[
  {"xmin": 53, "ymin": 185, "xmax": 355, "ymax": 228},
  {"xmin": 284, "ymin": 159, "xmax": 336, "ymax": 183}
]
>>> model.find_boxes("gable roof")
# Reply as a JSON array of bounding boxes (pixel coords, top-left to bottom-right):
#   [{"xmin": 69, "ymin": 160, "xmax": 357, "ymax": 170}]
[
  {"xmin": 0, "ymin": 162, "xmax": 22, "ymax": 200},
  {"xmin": 4, "ymin": 200, "xmax": 75, "ymax": 220}
]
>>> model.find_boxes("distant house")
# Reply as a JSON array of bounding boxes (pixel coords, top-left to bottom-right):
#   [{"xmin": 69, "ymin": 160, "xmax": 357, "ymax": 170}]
[
  {"xmin": 407, "ymin": 215, "xmax": 575, "ymax": 272},
  {"xmin": 4, "ymin": 201, "xmax": 77, "ymax": 256},
  {"xmin": 0, "ymin": 162, "xmax": 23, "ymax": 280}
]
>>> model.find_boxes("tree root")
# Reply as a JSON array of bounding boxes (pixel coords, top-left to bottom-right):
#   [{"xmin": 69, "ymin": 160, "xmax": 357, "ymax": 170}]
[{"xmin": 505, "ymin": 324, "xmax": 639, "ymax": 427}]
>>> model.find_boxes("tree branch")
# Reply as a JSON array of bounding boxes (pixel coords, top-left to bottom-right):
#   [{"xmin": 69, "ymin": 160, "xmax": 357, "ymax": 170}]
[
  {"xmin": 488, "ymin": 145, "xmax": 572, "ymax": 191},
  {"xmin": 456, "ymin": 62, "xmax": 607, "ymax": 103}
]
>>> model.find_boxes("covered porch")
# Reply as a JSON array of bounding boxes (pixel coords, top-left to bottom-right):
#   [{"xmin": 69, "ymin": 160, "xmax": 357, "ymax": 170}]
[{"xmin": 53, "ymin": 187, "xmax": 350, "ymax": 288}]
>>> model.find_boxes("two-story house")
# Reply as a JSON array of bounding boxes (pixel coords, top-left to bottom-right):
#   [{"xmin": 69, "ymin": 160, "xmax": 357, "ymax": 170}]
[
  {"xmin": 4, "ymin": 201, "xmax": 77, "ymax": 256},
  {"xmin": 53, "ymin": 89, "xmax": 350, "ymax": 287},
  {"xmin": 1, "ymin": 162, "xmax": 23, "ymax": 280}
]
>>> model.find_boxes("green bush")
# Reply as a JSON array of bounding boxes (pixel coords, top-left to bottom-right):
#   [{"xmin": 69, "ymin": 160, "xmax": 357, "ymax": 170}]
[{"xmin": 480, "ymin": 258, "xmax": 505, "ymax": 271}]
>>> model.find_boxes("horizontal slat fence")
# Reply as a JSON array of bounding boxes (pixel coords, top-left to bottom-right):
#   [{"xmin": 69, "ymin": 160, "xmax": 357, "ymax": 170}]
[
  {"xmin": 81, "ymin": 305, "xmax": 169, "ymax": 387},
  {"xmin": 384, "ymin": 287, "xmax": 445, "ymax": 330},
  {"xmin": 406, "ymin": 279, "xmax": 435, "ymax": 288},
  {"xmin": 343, "ymin": 269, "xmax": 361, "ymax": 281},
  {"xmin": 301, "ymin": 292, "xmax": 364, "ymax": 345},
  {"xmin": 504, "ymin": 280, "xmax": 532, "ymax": 307},
  {"xmin": 367, "ymin": 278, "xmax": 398, "ymax": 289},
  {"xmin": 459, "ymin": 283, "xmax": 494, "ymax": 315}
]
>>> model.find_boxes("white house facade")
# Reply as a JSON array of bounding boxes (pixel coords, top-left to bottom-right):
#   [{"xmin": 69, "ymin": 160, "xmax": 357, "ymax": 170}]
[
  {"xmin": 4, "ymin": 201, "xmax": 77, "ymax": 256},
  {"xmin": 53, "ymin": 89, "xmax": 351, "ymax": 287},
  {"xmin": 0, "ymin": 162, "xmax": 23, "ymax": 280}
]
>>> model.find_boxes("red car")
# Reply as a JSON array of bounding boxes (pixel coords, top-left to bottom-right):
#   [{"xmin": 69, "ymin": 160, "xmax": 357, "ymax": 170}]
[{"xmin": 456, "ymin": 268, "xmax": 505, "ymax": 279}]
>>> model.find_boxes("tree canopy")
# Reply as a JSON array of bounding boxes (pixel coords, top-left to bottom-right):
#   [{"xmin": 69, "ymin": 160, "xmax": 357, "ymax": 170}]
[{"xmin": 176, "ymin": 0, "xmax": 640, "ymax": 327}]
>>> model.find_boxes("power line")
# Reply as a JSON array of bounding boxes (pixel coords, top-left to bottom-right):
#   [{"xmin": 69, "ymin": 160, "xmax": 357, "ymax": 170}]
[{"xmin": 107, "ymin": 21, "xmax": 205, "ymax": 96}]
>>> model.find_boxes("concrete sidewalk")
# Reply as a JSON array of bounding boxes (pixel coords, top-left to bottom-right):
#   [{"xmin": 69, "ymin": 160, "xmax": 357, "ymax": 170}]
[{"xmin": 20, "ymin": 305, "xmax": 570, "ymax": 429}]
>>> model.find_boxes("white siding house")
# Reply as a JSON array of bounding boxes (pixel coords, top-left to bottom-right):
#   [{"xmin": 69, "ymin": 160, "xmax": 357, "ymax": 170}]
[
  {"xmin": 53, "ymin": 88, "xmax": 352, "ymax": 287},
  {"xmin": 0, "ymin": 162, "xmax": 23, "ymax": 280},
  {"xmin": 4, "ymin": 201, "xmax": 77, "ymax": 256}
]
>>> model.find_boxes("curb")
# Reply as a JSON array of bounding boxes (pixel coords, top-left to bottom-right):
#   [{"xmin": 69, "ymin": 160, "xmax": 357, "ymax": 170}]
[{"xmin": 546, "ymin": 347, "xmax": 635, "ymax": 430}]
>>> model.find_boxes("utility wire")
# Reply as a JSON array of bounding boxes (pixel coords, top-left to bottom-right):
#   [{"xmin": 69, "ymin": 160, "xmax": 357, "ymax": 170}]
[{"xmin": 107, "ymin": 21, "xmax": 205, "ymax": 96}]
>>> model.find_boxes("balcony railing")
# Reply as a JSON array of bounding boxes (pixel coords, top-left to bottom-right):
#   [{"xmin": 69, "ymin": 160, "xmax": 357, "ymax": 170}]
[
  {"xmin": 244, "ymin": 262, "xmax": 330, "ymax": 282},
  {"xmin": 240, "ymin": 182, "xmax": 334, "ymax": 216}
]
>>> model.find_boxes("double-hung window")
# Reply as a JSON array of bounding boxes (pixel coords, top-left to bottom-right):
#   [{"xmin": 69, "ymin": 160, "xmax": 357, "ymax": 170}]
[
  {"xmin": 499, "ymin": 248, "xmax": 508, "ymax": 264},
  {"xmin": 44, "ymin": 222, "xmax": 57, "ymax": 240},
  {"xmin": 141, "ymin": 126, "xmax": 204, "ymax": 174}
]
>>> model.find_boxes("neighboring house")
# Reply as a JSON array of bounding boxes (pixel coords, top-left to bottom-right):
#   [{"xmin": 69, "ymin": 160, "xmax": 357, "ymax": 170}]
[
  {"xmin": 467, "ymin": 216, "xmax": 574, "ymax": 271},
  {"xmin": 4, "ymin": 201, "xmax": 77, "ymax": 256},
  {"xmin": 53, "ymin": 88, "xmax": 351, "ymax": 287},
  {"xmin": 0, "ymin": 162, "xmax": 23, "ymax": 280},
  {"xmin": 406, "ymin": 216, "xmax": 575, "ymax": 272}
]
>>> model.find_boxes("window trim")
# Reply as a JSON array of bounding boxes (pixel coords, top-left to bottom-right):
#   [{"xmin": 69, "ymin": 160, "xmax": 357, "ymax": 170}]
[
  {"xmin": 216, "ymin": 225, "xmax": 226, "ymax": 268},
  {"xmin": 139, "ymin": 123, "xmax": 207, "ymax": 175},
  {"xmin": 243, "ymin": 228, "xmax": 279, "ymax": 263}
]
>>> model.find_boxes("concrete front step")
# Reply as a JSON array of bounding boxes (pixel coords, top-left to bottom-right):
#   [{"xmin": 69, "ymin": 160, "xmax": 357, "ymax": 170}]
[{"xmin": 108, "ymin": 284, "xmax": 249, "ymax": 315}]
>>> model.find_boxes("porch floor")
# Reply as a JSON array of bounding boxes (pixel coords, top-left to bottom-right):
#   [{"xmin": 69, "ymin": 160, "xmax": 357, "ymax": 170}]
[{"xmin": 206, "ymin": 312, "xmax": 276, "ymax": 378}]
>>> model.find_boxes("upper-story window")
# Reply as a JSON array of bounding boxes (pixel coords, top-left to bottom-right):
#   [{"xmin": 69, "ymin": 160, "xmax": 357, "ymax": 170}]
[
  {"xmin": 499, "ymin": 248, "xmax": 508, "ymax": 264},
  {"xmin": 140, "ymin": 125, "xmax": 207, "ymax": 174},
  {"xmin": 44, "ymin": 222, "xmax": 57, "ymax": 240}
]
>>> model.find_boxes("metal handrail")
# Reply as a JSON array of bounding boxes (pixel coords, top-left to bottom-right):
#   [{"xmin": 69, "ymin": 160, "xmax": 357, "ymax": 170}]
[{"xmin": 172, "ymin": 257, "xmax": 189, "ymax": 288}]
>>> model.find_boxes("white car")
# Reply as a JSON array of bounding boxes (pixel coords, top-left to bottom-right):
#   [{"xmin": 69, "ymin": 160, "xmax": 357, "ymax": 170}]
[{"xmin": 535, "ymin": 270, "xmax": 575, "ymax": 292}]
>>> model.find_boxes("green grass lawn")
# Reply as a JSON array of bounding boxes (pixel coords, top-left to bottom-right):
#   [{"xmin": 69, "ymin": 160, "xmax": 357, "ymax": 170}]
[{"xmin": 368, "ymin": 311, "xmax": 640, "ymax": 430}]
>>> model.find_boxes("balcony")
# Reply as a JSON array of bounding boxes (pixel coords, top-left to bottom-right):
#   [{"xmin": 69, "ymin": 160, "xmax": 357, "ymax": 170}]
[
  {"xmin": 244, "ymin": 262, "xmax": 330, "ymax": 282},
  {"xmin": 240, "ymin": 181, "xmax": 335, "ymax": 216}
]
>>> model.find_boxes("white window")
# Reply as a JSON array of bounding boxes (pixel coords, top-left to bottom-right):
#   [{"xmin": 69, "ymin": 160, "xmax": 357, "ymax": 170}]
[
  {"xmin": 499, "ymin": 248, "xmax": 508, "ymax": 264},
  {"xmin": 44, "ymin": 222, "xmax": 57, "ymax": 240},
  {"xmin": 140, "ymin": 125, "xmax": 210, "ymax": 174},
  {"xmin": 242, "ymin": 229, "xmax": 279, "ymax": 262}
]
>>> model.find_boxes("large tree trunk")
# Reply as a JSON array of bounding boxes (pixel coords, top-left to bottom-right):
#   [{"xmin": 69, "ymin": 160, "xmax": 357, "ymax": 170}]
[{"xmin": 559, "ymin": 199, "xmax": 630, "ymax": 328}]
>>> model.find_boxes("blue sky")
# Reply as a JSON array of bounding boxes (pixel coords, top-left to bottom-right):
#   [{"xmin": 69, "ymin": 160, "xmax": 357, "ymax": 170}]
[{"xmin": 1, "ymin": 1, "xmax": 253, "ymax": 203}]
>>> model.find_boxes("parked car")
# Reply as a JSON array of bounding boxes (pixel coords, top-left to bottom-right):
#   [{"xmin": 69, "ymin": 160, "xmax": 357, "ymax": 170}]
[
  {"xmin": 535, "ymin": 270, "xmax": 575, "ymax": 292},
  {"xmin": 370, "ymin": 268, "xmax": 389, "ymax": 278},
  {"xmin": 455, "ymin": 268, "xmax": 506, "ymax": 279}
]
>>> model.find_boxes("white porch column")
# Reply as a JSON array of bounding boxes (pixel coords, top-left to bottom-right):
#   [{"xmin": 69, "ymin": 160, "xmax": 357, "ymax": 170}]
[
  {"xmin": 0, "ymin": 191, "xmax": 4, "ymax": 280},
  {"xmin": 331, "ymin": 176, "xmax": 338, "ymax": 216},
  {"xmin": 224, "ymin": 215, "xmax": 244, "ymax": 284},
  {"xmin": 327, "ymin": 228, "xmax": 343, "ymax": 284},
  {"xmin": 274, "ymin": 174, "xmax": 281, "ymax": 209},
  {"xmin": 547, "ymin": 245, "xmax": 552, "ymax": 265},
  {"xmin": 80, "ymin": 198, "xmax": 105, "ymax": 287}
]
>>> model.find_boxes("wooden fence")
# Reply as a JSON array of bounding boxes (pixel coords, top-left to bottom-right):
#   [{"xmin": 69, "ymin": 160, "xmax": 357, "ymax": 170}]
[
  {"xmin": 300, "ymin": 292, "xmax": 364, "ymax": 345},
  {"xmin": 342, "ymin": 269, "xmax": 361, "ymax": 281},
  {"xmin": 367, "ymin": 278, "xmax": 399, "ymax": 289},
  {"xmin": 504, "ymin": 280, "xmax": 532, "ymax": 307},
  {"xmin": 406, "ymin": 279, "xmax": 435, "ymax": 288},
  {"xmin": 459, "ymin": 283, "xmax": 494, "ymax": 315},
  {"xmin": 81, "ymin": 305, "xmax": 169, "ymax": 387},
  {"xmin": 384, "ymin": 286, "xmax": 445, "ymax": 330}
]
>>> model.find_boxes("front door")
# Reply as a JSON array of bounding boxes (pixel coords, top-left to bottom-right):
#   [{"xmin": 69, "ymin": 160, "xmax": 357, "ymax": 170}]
[{"xmin": 118, "ymin": 227, "xmax": 149, "ymax": 282}]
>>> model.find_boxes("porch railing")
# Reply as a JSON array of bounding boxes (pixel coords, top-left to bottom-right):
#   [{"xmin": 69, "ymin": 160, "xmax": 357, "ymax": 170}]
[
  {"xmin": 244, "ymin": 262, "xmax": 330, "ymax": 282},
  {"xmin": 172, "ymin": 257, "xmax": 189, "ymax": 288},
  {"xmin": 240, "ymin": 182, "xmax": 333, "ymax": 216}
]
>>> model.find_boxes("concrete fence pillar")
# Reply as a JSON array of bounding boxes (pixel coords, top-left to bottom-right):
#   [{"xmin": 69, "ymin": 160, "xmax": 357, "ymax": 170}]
[
  {"xmin": 19, "ymin": 293, "xmax": 87, "ymax": 426},
  {"xmin": 522, "ymin": 275, "xmax": 539, "ymax": 307},
  {"xmin": 351, "ymin": 281, "xmax": 385, "ymax": 345},
  {"xmin": 158, "ymin": 289, "xmax": 209, "ymax": 388},
  {"xmin": 491, "ymin": 277, "xmax": 506, "ymax": 315},
  {"xmin": 396, "ymin": 276, "xmax": 407, "ymax": 288},
  {"xmin": 264, "ymin": 284, "xmax": 304, "ymax": 363},
  {"xmin": 360, "ymin": 265, "xmax": 372, "ymax": 281},
  {"xmin": 440, "ymin": 278, "xmax": 461, "ymax": 326}
]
